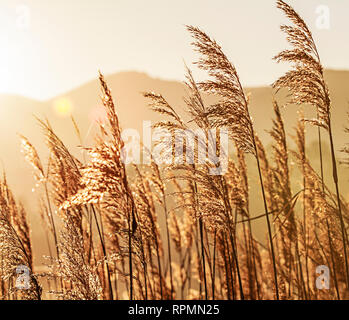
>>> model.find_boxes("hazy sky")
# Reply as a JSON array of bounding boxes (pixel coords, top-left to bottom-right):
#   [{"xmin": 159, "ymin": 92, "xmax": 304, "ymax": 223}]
[{"xmin": 0, "ymin": 0, "xmax": 348, "ymax": 100}]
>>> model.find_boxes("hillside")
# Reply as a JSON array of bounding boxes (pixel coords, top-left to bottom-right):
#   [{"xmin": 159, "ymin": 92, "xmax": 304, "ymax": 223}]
[
  {"xmin": 2, "ymin": 70, "xmax": 348, "ymax": 196},
  {"xmin": 0, "ymin": 70, "xmax": 348, "ymax": 263}
]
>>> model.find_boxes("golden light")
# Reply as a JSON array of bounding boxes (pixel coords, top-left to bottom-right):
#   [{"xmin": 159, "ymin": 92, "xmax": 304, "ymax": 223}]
[{"xmin": 53, "ymin": 97, "xmax": 73, "ymax": 117}]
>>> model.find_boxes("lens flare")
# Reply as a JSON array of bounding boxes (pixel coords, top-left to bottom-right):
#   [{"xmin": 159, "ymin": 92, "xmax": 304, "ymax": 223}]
[{"xmin": 53, "ymin": 98, "xmax": 73, "ymax": 117}]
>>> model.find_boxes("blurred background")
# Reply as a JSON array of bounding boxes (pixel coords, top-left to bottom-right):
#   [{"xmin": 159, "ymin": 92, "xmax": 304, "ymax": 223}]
[
  {"xmin": 0, "ymin": 0, "xmax": 348, "ymax": 267},
  {"xmin": 0, "ymin": 0, "xmax": 348, "ymax": 99}
]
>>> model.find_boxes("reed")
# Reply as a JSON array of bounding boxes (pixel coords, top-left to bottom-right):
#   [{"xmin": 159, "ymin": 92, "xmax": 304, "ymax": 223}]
[
  {"xmin": 274, "ymin": 0, "xmax": 349, "ymax": 290},
  {"xmin": 2, "ymin": 0, "xmax": 348, "ymax": 301}
]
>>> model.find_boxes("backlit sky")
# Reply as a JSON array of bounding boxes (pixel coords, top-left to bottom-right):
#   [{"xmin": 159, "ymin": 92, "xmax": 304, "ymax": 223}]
[{"xmin": 0, "ymin": 0, "xmax": 348, "ymax": 100}]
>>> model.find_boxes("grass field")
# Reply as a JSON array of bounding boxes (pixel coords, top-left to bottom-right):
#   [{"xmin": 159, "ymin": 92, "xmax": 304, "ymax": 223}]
[{"xmin": 0, "ymin": 0, "xmax": 348, "ymax": 300}]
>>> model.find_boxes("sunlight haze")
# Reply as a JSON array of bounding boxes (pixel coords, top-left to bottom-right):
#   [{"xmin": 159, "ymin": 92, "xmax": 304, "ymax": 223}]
[{"xmin": 0, "ymin": 0, "xmax": 348, "ymax": 100}]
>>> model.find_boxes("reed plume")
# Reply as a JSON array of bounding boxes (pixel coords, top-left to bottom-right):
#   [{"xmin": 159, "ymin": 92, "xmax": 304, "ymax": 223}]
[
  {"xmin": 274, "ymin": 0, "xmax": 349, "ymax": 289},
  {"xmin": 5, "ymin": 0, "xmax": 349, "ymax": 301},
  {"xmin": 0, "ymin": 178, "xmax": 41, "ymax": 300},
  {"xmin": 187, "ymin": 24, "xmax": 279, "ymax": 299}
]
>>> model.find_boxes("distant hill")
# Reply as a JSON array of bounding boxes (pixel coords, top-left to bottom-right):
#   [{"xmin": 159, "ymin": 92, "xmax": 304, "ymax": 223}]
[
  {"xmin": 2, "ymin": 69, "xmax": 349, "ymax": 198},
  {"xmin": 0, "ymin": 70, "xmax": 348, "ymax": 264}
]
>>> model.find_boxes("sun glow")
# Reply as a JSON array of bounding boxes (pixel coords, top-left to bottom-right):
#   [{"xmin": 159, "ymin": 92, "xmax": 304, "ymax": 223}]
[{"xmin": 53, "ymin": 97, "xmax": 73, "ymax": 117}]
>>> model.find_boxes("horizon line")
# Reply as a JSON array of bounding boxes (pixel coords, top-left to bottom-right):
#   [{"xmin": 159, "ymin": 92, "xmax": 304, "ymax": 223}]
[{"xmin": 0, "ymin": 67, "xmax": 347, "ymax": 103}]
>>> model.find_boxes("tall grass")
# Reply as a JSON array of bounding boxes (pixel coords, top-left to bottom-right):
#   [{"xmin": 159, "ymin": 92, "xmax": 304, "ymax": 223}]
[{"xmin": 1, "ymin": 0, "xmax": 348, "ymax": 300}]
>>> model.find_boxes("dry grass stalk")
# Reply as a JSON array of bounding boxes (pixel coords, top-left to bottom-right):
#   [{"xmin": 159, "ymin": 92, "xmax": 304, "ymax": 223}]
[
  {"xmin": 4, "ymin": 0, "xmax": 349, "ymax": 301},
  {"xmin": 274, "ymin": 0, "xmax": 349, "ymax": 289}
]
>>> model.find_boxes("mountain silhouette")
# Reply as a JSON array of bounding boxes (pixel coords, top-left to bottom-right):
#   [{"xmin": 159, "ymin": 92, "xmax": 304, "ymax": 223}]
[
  {"xmin": 2, "ymin": 70, "xmax": 349, "ymax": 198},
  {"xmin": 1, "ymin": 70, "xmax": 348, "ymax": 264}
]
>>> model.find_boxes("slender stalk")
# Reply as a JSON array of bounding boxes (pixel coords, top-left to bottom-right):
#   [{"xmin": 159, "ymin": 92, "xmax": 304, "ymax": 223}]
[
  {"xmin": 162, "ymin": 193, "xmax": 174, "ymax": 299},
  {"xmin": 44, "ymin": 181, "xmax": 64, "ymax": 295},
  {"xmin": 191, "ymin": 176, "xmax": 208, "ymax": 299},
  {"xmin": 228, "ymin": 233, "xmax": 243, "ymax": 299},
  {"xmin": 44, "ymin": 183, "xmax": 59, "ymax": 259},
  {"xmin": 328, "ymin": 121, "xmax": 349, "ymax": 289},
  {"xmin": 242, "ymin": 220, "xmax": 254, "ymax": 299},
  {"xmin": 155, "ymin": 234, "xmax": 163, "ymax": 299},
  {"xmin": 326, "ymin": 219, "xmax": 340, "ymax": 300},
  {"xmin": 221, "ymin": 234, "xmax": 232, "ymax": 300},
  {"xmin": 91, "ymin": 205, "xmax": 114, "ymax": 300},
  {"xmin": 248, "ymin": 219, "xmax": 260, "ymax": 300},
  {"xmin": 146, "ymin": 242, "xmax": 155, "ymax": 299},
  {"xmin": 141, "ymin": 249, "xmax": 148, "ymax": 300},
  {"xmin": 318, "ymin": 126, "xmax": 325, "ymax": 193},
  {"xmin": 199, "ymin": 216, "xmax": 208, "ymax": 299},
  {"xmin": 295, "ymin": 236, "xmax": 307, "ymax": 299},
  {"xmin": 253, "ymin": 141, "xmax": 279, "ymax": 300},
  {"xmin": 133, "ymin": 207, "xmax": 148, "ymax": 300},
  {"xmin": 187, "ymin": 250, "xmax": 192, "ymax": 298},
  {"xmin": 220, "ymin": 177, "xmax": 244, "ymax": 300},
  {"xmin": 87, "ymin": 207, "xmax": 93, "ymax": 263},
  {"xmin": 211, "ymin": 230, "xmax": 217, "ymax": 300},
  {"xmin": 128, "ymin": 204, "xmax": 134, "ymax": 300}
]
